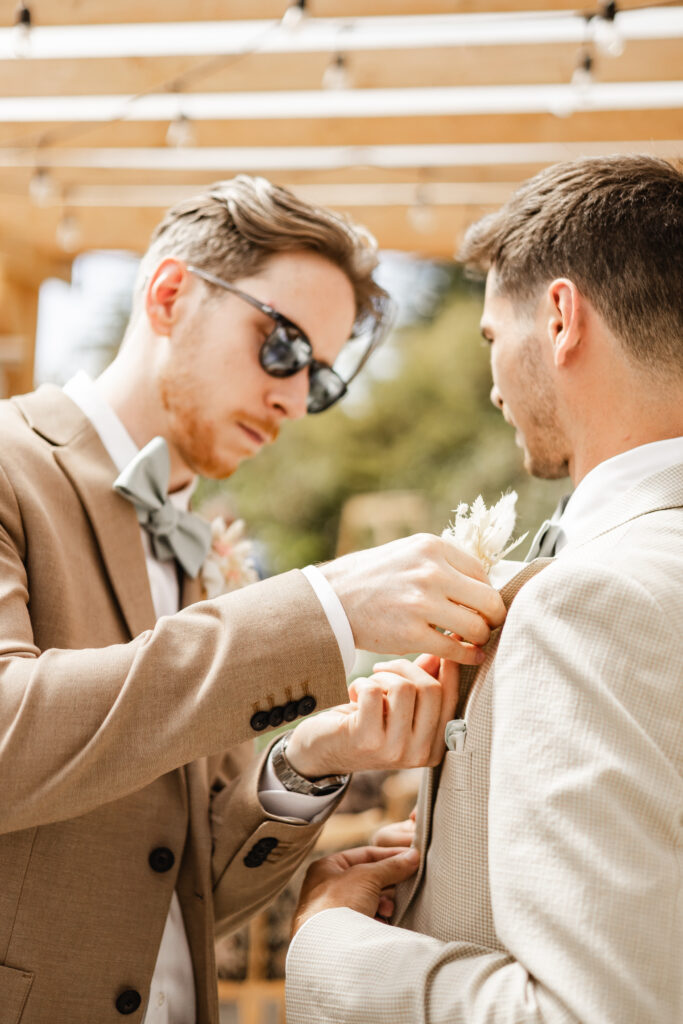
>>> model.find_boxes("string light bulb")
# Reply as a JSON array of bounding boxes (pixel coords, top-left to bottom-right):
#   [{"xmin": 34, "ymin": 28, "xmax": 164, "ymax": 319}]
[
  {"xmin": 407, "ymin": 183, "xmax": 436, "ymax": 235},
  {"xmin": 12, "ymin": 2, "xmax": 32, "ymax": 58},
  {"xmin": 593, "ymin": 1, "xmax": 625, "ymax": 58},
  {"xmin": 29, "ymin": 167, "xmax": 58, "ymax": 206},
  {"xmin": 166, "ymin": 112, "xmax": 198, "ymax": 148},
  {"xmin": 282, "ymin": 0, "xmax": 307, "ymax": 31},
  {"xmin": 56, "ymin": 212, "xmax": 83, "ymax": 253},
  {"xmin": 571, "ymin": 49, "xmax": 594, "ymax": 104},
  {"xmin": 322, "ymin": 53, "xmax": 350, "ymax": 91}
]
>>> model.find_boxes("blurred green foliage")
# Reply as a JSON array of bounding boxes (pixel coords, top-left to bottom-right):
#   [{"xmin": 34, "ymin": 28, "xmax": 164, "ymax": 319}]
[{"xmin": 198, "ymin": 269, "xmax": 569, "ymax": 572}]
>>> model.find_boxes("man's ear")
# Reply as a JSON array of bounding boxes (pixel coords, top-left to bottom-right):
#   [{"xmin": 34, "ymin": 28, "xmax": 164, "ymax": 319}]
[
  {"xmin": 545, "ymin": 278, "xmax": 583, "ymax": 368},
  {"xmin": 145, "ymin": 258, "xmax": 191, "ymax": 335}
]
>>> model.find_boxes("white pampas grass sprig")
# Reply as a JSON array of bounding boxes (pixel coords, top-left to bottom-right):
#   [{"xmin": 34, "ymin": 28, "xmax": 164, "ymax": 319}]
[{"xmin": 442, "ymin": 492, "xmax": 528, "ymax": 573}]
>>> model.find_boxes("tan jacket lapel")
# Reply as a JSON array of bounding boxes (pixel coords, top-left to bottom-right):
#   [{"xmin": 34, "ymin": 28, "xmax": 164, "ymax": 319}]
[
  {"xmin": 13, "ymin": 385, "xmax": 156, "ymax": 640},
  {"xmin": 181, "ymin": 572, "xmax": 203, "ymax": 609}
]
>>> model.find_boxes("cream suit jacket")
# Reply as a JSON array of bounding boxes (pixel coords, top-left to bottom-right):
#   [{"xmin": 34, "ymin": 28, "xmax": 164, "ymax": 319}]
[
  {"xmin": 286, "ymin": 462, "xmax": 683, "ymax": 1024},
  {"xmin": 0, "ymin": 385, "xmax": 349, "ymax": 1024}
]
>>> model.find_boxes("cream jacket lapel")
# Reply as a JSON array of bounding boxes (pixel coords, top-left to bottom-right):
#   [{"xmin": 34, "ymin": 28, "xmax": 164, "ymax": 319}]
[{"xmin": 393, "ymin": 558, "xmax": 552, "ymax": 929}]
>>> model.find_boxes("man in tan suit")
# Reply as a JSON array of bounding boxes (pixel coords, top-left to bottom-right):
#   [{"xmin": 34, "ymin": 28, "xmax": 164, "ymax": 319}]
[
  {"xmin": 0, "ymin": 177, "xmax": 506, "ymax": 1023},
  {"xmin": 287, "ymin": 155, "xmax": 683, "ymax": 1023}
]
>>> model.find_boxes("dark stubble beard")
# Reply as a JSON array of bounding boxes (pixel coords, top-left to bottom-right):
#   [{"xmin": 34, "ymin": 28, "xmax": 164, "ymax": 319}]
[{"xmin": 517, "ymin": 332, "xmax": 571, "ymax": 481}]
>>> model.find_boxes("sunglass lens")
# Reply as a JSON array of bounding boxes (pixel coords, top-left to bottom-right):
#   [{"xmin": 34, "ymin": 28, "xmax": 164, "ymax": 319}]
[
  {"xmin": 307, "ymin": 365, "xmax": 347, "ymax": 414},
  {"xmin": 260, "ymin": 325, "xmax": 311, "ymax": 377}
]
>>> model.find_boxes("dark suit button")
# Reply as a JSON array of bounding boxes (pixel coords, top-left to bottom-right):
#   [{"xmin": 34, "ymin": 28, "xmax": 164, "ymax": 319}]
[
  {"xmin": 283, "ymin": 700, "xmax": 299, "ymax": 722},
  {"xmin": 116, "ymin": 990, "xmax": 141, "ymax": 1015},
  {"xmin": 254, "ymin": 837, "xmax": 278, "ymax": 855},
  {"xmin": 250, "ymin": 711, "xmax": 270, "ymax": 732},
  {"xmin": 149, "ymin": 847, "xmax": 175, "ymax": 873},
  {"xmin": 268, "ymin": 706, "xmax": 284, "ymax": 728},
  {"xmin": 297, "ymin": 695, "xmax": 317, "ymax": 717},
  {"xmin": 243, "ymin": 851, "xmax": 263, "ymax": 868}
]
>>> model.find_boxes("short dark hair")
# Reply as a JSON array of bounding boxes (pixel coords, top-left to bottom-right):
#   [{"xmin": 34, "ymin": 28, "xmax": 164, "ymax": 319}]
[{"xmin": 459, "ymin": 155, "xmax": 683, "ymax": 374}]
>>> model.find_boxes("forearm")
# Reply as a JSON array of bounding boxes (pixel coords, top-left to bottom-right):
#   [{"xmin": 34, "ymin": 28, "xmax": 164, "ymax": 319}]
[
  {"xmin": 0, "ymin": 572, "xmax": 347, "ymax": 834},
  {"xmin": 286, "ymin": 909, "xmax": 574, "ymax": 1024}
]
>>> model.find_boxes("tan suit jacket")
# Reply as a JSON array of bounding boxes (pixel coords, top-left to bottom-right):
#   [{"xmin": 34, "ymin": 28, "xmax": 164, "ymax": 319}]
[
  {"xmin": 0, "ymin": 385, "xmax": 349, "ymax": 1024},
  {"xmin": 286, "ymin": 463, "xmax": 683, "ymax": 1024}
]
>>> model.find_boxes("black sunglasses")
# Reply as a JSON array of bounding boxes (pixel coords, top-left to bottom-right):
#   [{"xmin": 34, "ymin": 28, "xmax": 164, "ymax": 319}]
[{"xmin": 188, "ymin": 265, "xmax": 392, "ymax": 414}]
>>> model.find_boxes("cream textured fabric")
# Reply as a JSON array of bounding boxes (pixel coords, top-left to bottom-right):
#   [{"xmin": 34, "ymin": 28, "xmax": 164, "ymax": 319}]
[
  {"xmin": 286, "ymin": 463, "xmax": 683, "ymax": 1024},
  {"xmin": 0, "ymin": 385, "xmax": 349, "ymax": 1024}
]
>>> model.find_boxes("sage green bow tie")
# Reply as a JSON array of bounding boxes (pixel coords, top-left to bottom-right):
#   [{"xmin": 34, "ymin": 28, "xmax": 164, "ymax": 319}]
[
  {"xmin": 113, "ymin": 436, "xmax": 211, "ymax": 579},
  {"xmin": 524, "ymin": 494, "xmax": 571, "ymax": 561}
]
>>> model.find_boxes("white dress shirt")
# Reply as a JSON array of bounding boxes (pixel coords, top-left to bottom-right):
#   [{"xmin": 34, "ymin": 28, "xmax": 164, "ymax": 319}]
[
  {"xmin": 555, "ymin": 436, "xmax": 683, "ymax": 554},
  {"xmin": 490, "ymin": 437, "xmax": 683, "ymax": 589},
  {"xmin": 62, "ymin": 372, "xmax": 351, "ymax": 1023}
]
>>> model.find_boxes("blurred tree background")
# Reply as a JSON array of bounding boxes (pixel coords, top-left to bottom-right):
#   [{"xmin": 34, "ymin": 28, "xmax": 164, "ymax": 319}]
[{"xmin": 198, "ymin": 266, "xmax": 568, "ymax": 572}]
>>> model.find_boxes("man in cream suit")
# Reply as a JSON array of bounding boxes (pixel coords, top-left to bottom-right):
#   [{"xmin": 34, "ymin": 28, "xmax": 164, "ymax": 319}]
[
  {"xmin": 0, "ymin": 176, "xmax": 505, "ymax": 1023},
  {"xmin": 287, "ymin": 155, "xmax": 683, "ymax": 1023}
]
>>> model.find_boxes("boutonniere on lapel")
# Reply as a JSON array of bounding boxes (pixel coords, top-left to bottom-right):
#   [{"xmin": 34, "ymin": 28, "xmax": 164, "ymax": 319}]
[
  {"xmin": 442, "ymin": 492, "xmax": 528, "ymax": 575},
  {"xmin": 200, "ymin": 517, "xmax": 259, "ymax": 599}
]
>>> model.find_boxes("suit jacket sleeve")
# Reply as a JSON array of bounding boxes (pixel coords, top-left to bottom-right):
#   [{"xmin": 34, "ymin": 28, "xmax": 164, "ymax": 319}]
[
  {"xmin": 286, "ymin": 556, "xmax": 683, "ymax": 1024},
  {"xmin": 206, "ymin": 739, "xmax": 346, "ymax": 936},
  {"xmin": 0, "ymin": 458, "xmax": 348, "ymax": 835}
]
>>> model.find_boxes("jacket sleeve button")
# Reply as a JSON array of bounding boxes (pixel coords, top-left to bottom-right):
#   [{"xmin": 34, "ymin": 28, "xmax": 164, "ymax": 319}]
[
  {"xmin": 148, "ymin": 847, "xmax": 175, "ymax": 873},
  {"xmin": 268, "ymin": 706, "xmax": 284, "ymax": 728},
  {"xmin": 283, "ymin": 700, "xmax": 299, "ymax": 722},
  {"xmin": 116, "ymin": 990, "xmax": 142, "ymax": 1015},
  {"xmin": 250, "ymin": 711, "xmax": 270, "ymax": 732},
  {"xmin": 297, "ymin": 695, "xmax": 317, "ymax": 717},
  {"xmin": 243, "ymin": 851, "xmax": 263, "ymax": 868},
  {"xmin": 254, "ymin": 837, "xmax": 279, "ymax": 855}
]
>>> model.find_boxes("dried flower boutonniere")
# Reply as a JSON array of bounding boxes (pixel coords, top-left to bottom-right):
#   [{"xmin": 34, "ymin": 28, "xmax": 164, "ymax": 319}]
[
  {"xmin": 442, "ymin": 492, "xmax": 528, "ymax": 576},
  {"xmin": 200, "ymin": 517, "xmax": 259, "ymax": 599}
]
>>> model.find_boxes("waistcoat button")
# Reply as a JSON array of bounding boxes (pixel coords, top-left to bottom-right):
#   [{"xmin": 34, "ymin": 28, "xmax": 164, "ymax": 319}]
[
  {"xmin": 149, "ymin": 847, "xmax": 175, "ymax": 873},
  {"xmin": 116, "ymin": 990, "xmax": 141, "ymax": 1015}
]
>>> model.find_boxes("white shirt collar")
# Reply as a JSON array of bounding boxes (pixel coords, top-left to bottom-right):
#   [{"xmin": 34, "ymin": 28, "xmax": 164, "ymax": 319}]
[
  {"xmin": 62, "ymin": 370, "xmax": 195, "ymax": 511},
  {"xmin": 557, "ymin": 436, "xmax": 683, "ymax": 553}
]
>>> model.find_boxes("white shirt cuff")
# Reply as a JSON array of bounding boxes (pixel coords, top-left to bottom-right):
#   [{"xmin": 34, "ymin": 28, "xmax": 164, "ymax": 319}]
[
  {"xmin": 301, "ymin": 564, "xmax": 356, "ymax": 676},
  {"xmin": 258, "ymin": 753, "xmax": 342, "ymax": 823}
]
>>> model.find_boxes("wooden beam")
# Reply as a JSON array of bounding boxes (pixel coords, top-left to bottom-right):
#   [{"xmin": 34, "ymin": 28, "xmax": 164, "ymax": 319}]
[
  {"xmin": 29, "ymin": 1, "xmax": 653, "ymax": 26},
  {"xmin": 1, "ymin": 39, "xmax": 681, "ymax": 97},
  {"xmin": 0, "ymin": 194, "xmax": 501, "ymax": 259},
  {"xmin": 0, "ymin": 271, "xmax": 40, "ymax": 396},
  {"xmin": 0, "ymin": 107, "xmax": 681, "ymax": 152}
]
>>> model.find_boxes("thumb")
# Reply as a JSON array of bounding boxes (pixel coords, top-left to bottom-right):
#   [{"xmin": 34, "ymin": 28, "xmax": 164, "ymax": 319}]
[
  {"xmin": 360, "ymin": 847, "xmax": 420, "ymax": 889},
  {"xmin": 415, "ymin": 652, "xmax": 441, "ymax": 678}
]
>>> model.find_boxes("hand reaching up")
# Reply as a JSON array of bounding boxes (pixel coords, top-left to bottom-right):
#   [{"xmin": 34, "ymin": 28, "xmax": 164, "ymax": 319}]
[
  {"xmin": 285, "ymin": 654, "xmax": 458, "ymax": 778},
  {"xmin": 291, "ymin": 846, "xmax": 420, "ymax": 937}
]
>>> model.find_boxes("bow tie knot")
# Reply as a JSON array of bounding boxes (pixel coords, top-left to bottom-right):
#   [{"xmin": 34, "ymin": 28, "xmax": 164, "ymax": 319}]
[
  {"xmin": 524, "ymin": 494, "xmax": 571, "ymax": 562},
  {"xmin": 113, "ymin": 436, "xmax": 211, "ymax": 579},
  {"xmin": 147, "ymin": 501, "xmax": 179, "ymax": 538}
]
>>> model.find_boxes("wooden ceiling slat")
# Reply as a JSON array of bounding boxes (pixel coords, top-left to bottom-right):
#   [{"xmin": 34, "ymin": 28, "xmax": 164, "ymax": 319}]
[
  {"xmin": 1, "ymin": 40, "xmax": 681, "ymax": 97},
  {"xmin": 0, "ymin": 163, "xmax": 558, "ymax": 192},
  {"xmin": 0, "ymin": 108, "xmax": 680, "ymax": 150},
  {"xmin": 0, "ymin": 195, "xmax": 497, "ymax": 260}
]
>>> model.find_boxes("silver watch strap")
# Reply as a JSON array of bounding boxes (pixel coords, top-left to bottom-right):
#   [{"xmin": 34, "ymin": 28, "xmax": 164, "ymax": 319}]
[{"xmin": 271, "ymin": 733, "xmax": 349, "ymax": 796}]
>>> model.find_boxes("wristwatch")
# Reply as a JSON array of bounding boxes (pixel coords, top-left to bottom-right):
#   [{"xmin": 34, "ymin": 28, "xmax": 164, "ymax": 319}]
[{"xmin": 271, "ymin": 733, "xmax": 349, "ymax": 797}]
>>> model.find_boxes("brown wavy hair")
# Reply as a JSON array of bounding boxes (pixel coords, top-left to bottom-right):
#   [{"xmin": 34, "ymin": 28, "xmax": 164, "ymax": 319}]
[{"xmin": 137, "ymin": 175, "xmax": 389, "ymax": 332}]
